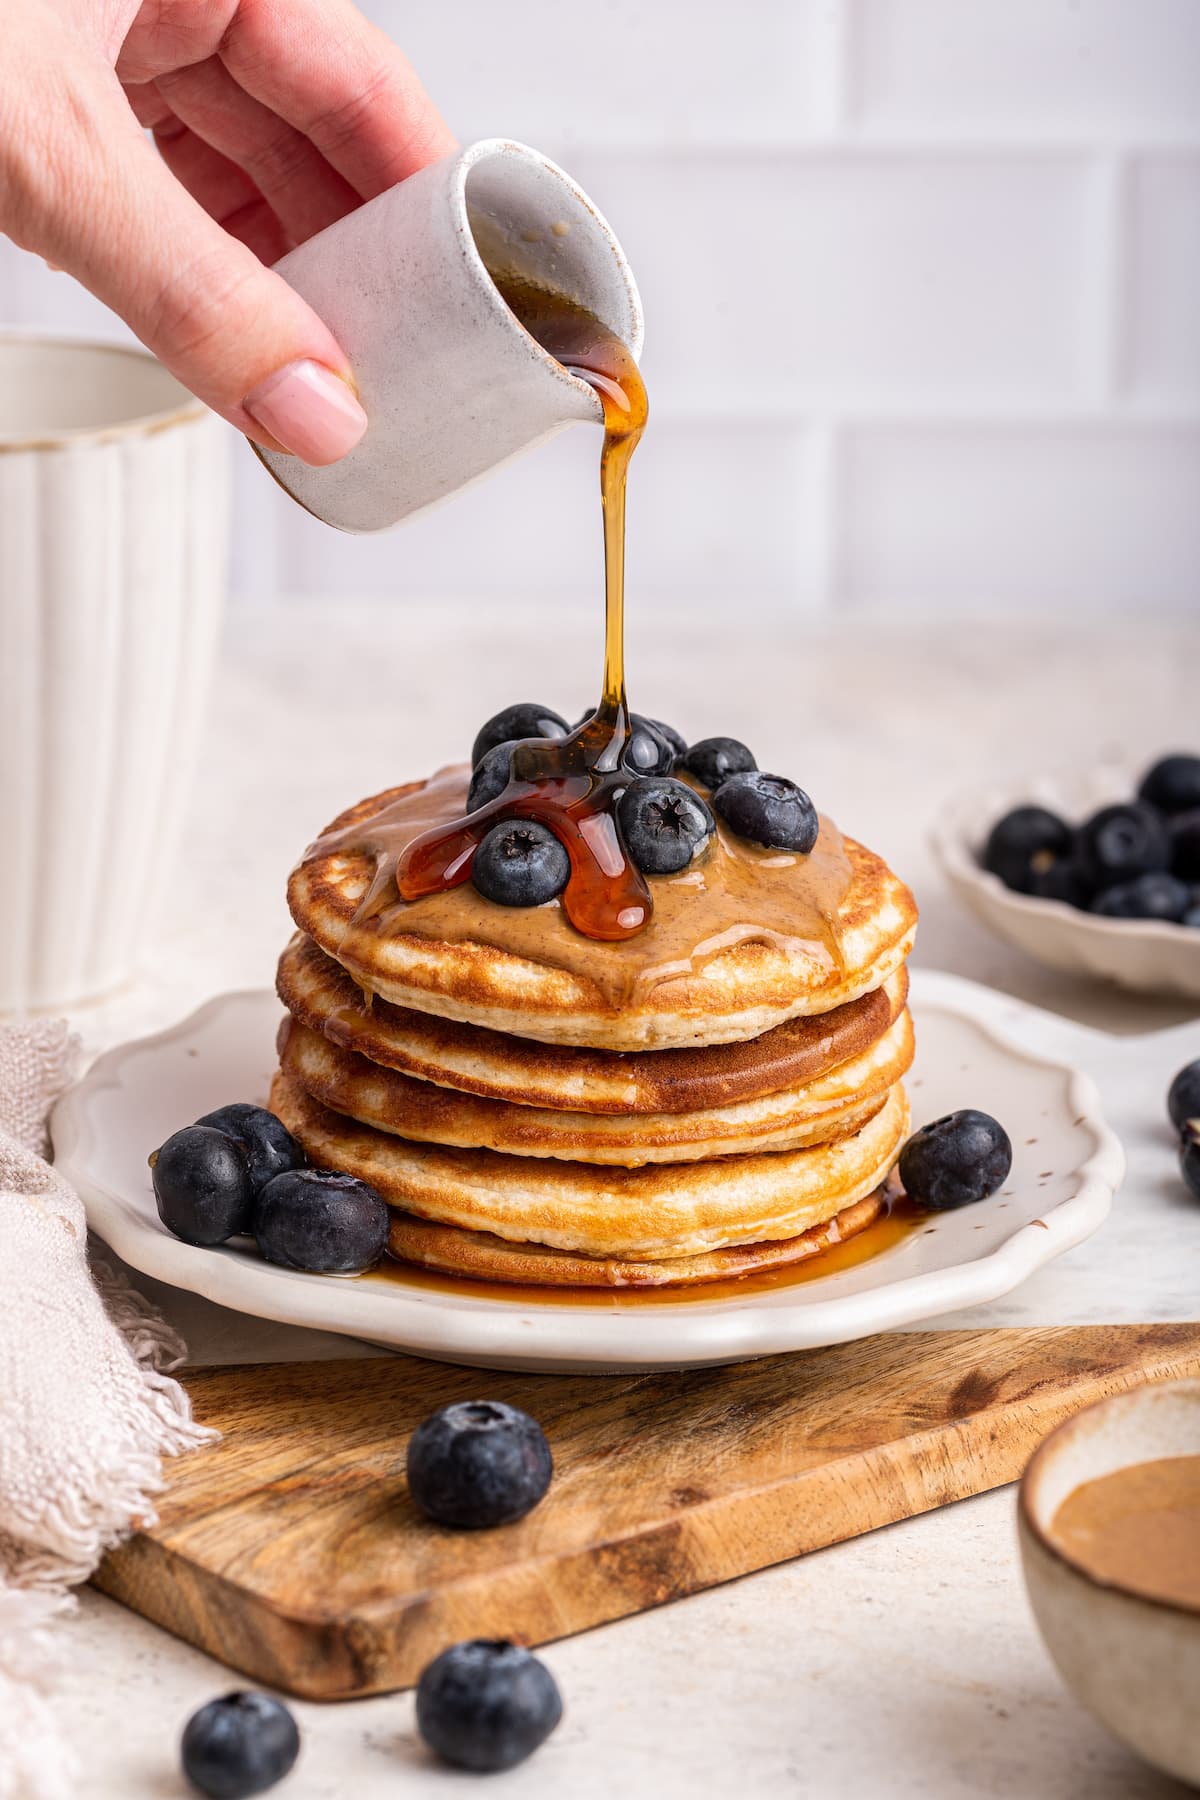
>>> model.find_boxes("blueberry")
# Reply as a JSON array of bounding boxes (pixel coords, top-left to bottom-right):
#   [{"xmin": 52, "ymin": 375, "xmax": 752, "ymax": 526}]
[
  {"xmin": 1090, "ymin": 872, "xmax": 1191, "ymax": 922},
  {"xmin": 1167, "ymin": 1059, "xmax": 1200, "ymax": 1133},
  {"xmin": 713, "ymin": 770, "xmax": 818, "ymax": 854},
  {"xmin": 1030, "ymin": 855, "xmax": 1094, "ymax": 910},
  {"xmin": 1077, "ymin": 802, "xmax": 1171, "ymax": 888},
  {"xmin": 472, "ymin": 820, "xmax": 569, "ymax": 907},
  {"xmin": 194, "ymin": 1104, "xmax": 305, "ymax": 1194},
  {"xmin": 467, "ymin": 740, "xmax": 517, "ymax": 812},
  {"xmin": 1180, "ymin": 1121, "xmax": 1200, "ymax": 1201},
  {"xmin": 644, "ymin": 716, "xmax": 687, "ymax": 760},
  {"xmin": 617, "ymin": 777, "xmax": 714, "ymax": 874},
  {"xmin": 622, "ymin": 716, "xmax": 676, "ymax": 776},
  {"xmin": 680, "ymin": 735, "xmax": 757, "ymax": 791},
  {"xmin": 981, "ymin": 806, "xmax": 1074, "ymax": 895},
  {"xmin": 898, "ymin": 1110, "xmax": 1012, "ymax": 1212},
  {"xmin": 416, "ymin": 1640, "xmax": 562, "ymax": 1772},
  {"xmin": 1186, "ymin": 905, "xmax": 1200, "ymax": 930},
  {"xmin": 252, "ymin": 1169, "xmax": 388, "ymax": 1273},
  {"xmin": 181, "ymin": 1692, "xmax": 299, "ymax": 1799},
  {"xmin": 152, "ymin": 1126, "xmax": 254, "ymax": 1246},
  {"xmin": 1138, "ymin": 753, "xmax": 1200, "ymax": 818},
  {"xmin": 406, "ymin": 1399, "xmax": 553, "ymax": 1528},
  {"xmin": 471, "ymin": 704, "xmax": 567, "ymax": 768},
  {"xmin": 1169, "ymin": 810, "xmax": 1200, "ymax": 882}
]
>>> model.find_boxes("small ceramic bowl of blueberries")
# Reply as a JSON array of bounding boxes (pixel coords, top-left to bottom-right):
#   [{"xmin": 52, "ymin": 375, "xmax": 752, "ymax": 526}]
[{"xmin": 932, "ymin": 753, "xmax": 1200, "ymax": 1000}]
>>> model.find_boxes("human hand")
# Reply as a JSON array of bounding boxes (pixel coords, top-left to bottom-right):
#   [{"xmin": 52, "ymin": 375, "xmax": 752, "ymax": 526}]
[{"xmin": 2, "ymin": 0, "xmax": 455, "ymax": 463}]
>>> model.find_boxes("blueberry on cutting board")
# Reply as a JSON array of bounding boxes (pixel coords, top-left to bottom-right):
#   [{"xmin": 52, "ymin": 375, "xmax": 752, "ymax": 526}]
[
  {"xmin": 417, "ymin": 1640, "xmax": 562, "ymax": 1772},
  {"xmin": 407, "ymin": 1400, "xmax": 553, "ymax": 1528}
]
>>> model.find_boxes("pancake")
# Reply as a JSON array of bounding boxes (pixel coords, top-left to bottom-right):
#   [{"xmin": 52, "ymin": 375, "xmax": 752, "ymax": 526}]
[
  {"xmin": 270, "ymin": 1069, "xmax": 910, "ymax": 1259},
  {"xmin": 277, "ymin": 1007, "xmax": 915, "ymax": 1165},
  {"xmin": 277, "ymin": 932, "xmax": 909, "ymax": 1114},
  {"xmin": 286, "ymin": 773, "xmax": 918, "ymax": 1050},
  {"xmin": 385, "ymin": 1189, "xmax": 886, "ymax": 1289}
]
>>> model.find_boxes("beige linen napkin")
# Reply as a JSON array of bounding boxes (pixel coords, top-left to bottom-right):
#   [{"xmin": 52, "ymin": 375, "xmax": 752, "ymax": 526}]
[{"xmin": 0, "ymin": 1021, "xmax": 214, "ymax": 1800}]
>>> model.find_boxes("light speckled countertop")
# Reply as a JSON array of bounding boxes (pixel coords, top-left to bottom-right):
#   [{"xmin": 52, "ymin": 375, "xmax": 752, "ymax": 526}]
[{"xmin": 57, "ymin": 605, "xmax": 1199, "ymax": 1798}]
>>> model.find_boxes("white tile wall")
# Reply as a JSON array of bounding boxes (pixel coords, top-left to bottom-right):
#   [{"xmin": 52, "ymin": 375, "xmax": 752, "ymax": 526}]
[{"xmin": 1, "ymin": 0, "xmax": 1198, "ymax": 616}]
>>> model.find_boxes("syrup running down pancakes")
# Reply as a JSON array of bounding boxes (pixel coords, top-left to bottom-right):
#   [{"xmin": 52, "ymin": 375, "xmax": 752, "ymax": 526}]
[{"xmin": 273, "ymin": 276, "xmax": 918, "ymax": 1288}]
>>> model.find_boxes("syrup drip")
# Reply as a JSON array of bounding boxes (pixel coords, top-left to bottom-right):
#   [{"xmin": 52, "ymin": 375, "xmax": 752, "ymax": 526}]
[{"xmin": 394, "ymin": 277, "xmax": 654, "ymax": 941}]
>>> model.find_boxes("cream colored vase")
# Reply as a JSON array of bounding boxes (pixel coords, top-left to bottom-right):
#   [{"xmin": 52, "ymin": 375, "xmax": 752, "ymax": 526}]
[{"xmin": 0, "ymin": 337, "xmax": 228, "ymax": 1012}]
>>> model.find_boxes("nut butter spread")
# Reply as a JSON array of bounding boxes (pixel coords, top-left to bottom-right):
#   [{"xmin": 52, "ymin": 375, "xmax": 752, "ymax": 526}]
[{"xmin": 1050, "ymin": 1454, "xmax": 1200, "ymax": 1609}]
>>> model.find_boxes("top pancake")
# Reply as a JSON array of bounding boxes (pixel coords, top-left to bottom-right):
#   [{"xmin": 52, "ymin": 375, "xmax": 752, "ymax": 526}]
[
  {"xmin": 277, "ymin": 933, "xmax": 909, "ymax": 1114},
  {"xmin": 287, "ymin": 773, "xmax": 918, "ymax": 1050}
]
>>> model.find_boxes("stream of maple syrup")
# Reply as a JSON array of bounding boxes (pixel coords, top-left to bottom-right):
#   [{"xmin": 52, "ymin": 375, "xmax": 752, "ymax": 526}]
[{"xmin": 393, "ymin": 276, "xmax": 654, "ymax": 941}]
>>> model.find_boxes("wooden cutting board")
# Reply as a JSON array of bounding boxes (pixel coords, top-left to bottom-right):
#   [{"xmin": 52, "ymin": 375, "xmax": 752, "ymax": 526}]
[{"xmin": 94, "ymin": 1323, "xmax": 1200, "ymax": 1700}]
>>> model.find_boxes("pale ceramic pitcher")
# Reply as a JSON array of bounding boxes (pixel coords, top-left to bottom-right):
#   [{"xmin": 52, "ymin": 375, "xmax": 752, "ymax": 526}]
[{"xmin": 256, "ymin": 138, "xmax": 644, "ymax": 534}]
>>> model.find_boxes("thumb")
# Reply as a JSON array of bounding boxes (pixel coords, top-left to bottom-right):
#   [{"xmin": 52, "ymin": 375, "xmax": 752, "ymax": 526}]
[{"xmin": 41, "ymin": 77, "xmax": 367, "ymax": 466}]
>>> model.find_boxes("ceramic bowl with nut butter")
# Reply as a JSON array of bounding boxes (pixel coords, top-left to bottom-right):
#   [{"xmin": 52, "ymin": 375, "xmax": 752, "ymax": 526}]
[{"xmin": 1018, "ymin": 1380, "xmax": 1200, "ymax": 1788}]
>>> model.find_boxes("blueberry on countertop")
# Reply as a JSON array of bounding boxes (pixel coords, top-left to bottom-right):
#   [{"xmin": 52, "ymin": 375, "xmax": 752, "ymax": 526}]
[
  {"xmin": 1138, "ymin": 753, "xmax": 1200, "ymax": 819},
  {"xmin": 1169, "ymin": 810, "xmax": 1200, "ymax": 883},
  {"xmin": 194, "ymin": 1103, "xmax": 305, "ymax": 1194},
  {"xmin": 1181, "ymin": 1122, "xmax": 1200, "ymax": 1202},
  {"xmin": 153, "ymin": 1126, "xmax": 255, "ymax": 1246},
  {"xmin": 472, "ymin": 819, "xmax": 570, "ymax": 907},
  {"xmin": 407, "ymin": 1399, "xmax": 553, "ymax": 1529},
  {"xmin": 679, "ymin": 735, "xmax": 757, "ymax": 792},
  {"xmin": 713, "ymin": 770, "xmax": 819, "ymax": 854},
  {"xmin": 467, "ymin": 740, "xmax": 518, "ymax": 812},
  {"xmin": 622, "ymin": 716, "xmax": 676, "ymax": 777},
  {"xmin": 1090, "ymin": 872, "xmax": 1191, "ymax": 922},
  {"xmin": 1168, "ymin": 1059, "xmax": 1200, "ymax": 1133},
  {"xmin": 1077, "ymin": 802, "xmax": 1171, "ymax": 888},
  {"xmin": 181, "ymin": 1692, "xmax": 300, "ymax": 1799},
  {"xmin": 252, "ymin": 1169, "xmax": 389, "ymax": 1273},
  {"xmin": 898, "ymin": 1110, "xmax": 1013, "ymax": 1212},
  {"xmin": 416, "ymin": 1640, "xmax": 562, "ymax": 1772},
  {"xmin": 471, "ymin": 703, "xmax": 568, "ymax": 768},
  {"xmin": 618, "ymin": 777, "xmax": 715, "ymax": 874},
  {"xmin": 981, "ymin": 806, "xmax": 1074, "ymax": 895}
]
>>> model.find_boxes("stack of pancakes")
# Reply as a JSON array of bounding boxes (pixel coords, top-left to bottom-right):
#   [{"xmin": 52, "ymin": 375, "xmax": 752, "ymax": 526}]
[{"xmin": 271, "ymin": 775, "xmax": 919, "ymax": 1289}]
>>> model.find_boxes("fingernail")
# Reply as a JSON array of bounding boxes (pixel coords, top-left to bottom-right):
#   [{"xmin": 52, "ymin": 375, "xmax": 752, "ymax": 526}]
[{"xmin": 244, "ymin": 360, "xmax": 367, "ymax": 466}]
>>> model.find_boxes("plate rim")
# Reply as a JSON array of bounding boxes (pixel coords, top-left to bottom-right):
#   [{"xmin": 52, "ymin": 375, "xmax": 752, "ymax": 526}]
[{"xmin": 52, "ymin": 974, "xmax": 1126, "ymax": 1371}]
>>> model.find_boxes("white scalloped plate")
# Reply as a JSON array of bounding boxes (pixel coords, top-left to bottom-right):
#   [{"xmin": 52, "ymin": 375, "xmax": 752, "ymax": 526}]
[
  {"xmin": 932, "ymin": 765, "xmax": 1200, "ymax": 999},
  {"xmin": 51, "ymin": 971, "xmax": 1124, "ymax": 1372}
]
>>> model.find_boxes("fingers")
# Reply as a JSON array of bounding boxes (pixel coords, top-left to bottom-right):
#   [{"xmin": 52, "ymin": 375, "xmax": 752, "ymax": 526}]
[
  {"xmin": 149, "ymin": 56, "xmax": 361, "ymax": 247},
  {"xmin": 124, "ymin": 80, "xmax": 289, "ymax": 263},
  {"xmin": 26, "ymin": 66, "xmax": 366, "ymax": 463}
]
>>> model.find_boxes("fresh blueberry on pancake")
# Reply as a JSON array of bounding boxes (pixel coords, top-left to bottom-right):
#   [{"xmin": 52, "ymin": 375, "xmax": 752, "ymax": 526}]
[
  {"xmin": 981, "ymin": 805, "xmax": 1074, "ymax": 895},
  {"xmin": 645, "ymin": 715, "xmax": 687, "ymax": 760},
  {"xmin": 1090, "ymin": 872, "xmax": 1190, "ymax": 922},
  {"xmin": 407, "ymin": 1400, "xmax": 553, "ymax": 1528},
  {"xmin": 252, "ymin": 1168, "xmax": 388, "ymax": 1273},
  {"xmin": 1182, "ymin": 1122, "xmax": 1200, "ymax": 1201},
  {"xmin": 467, "ymin": 739, "xmax": 518, "ymax": 812},
  {"xmin": 621, "ymin": 715, "xmax": 676, "ymax": 776},
  {"xmin": 898, "ymin": 1110, "xmax": 1012, "ymax": 1211},
  {"xmin": 194, "ymin": 1103, "xmax": 305, "ymax": 1194},
  {"xmin": 713, "ymin": 770, "xmax": 819, "ymax": 854},
  {"xmin": 472, "ymin": 819, "xmax": 570, "ymax": 906},
  {"xmin": 1138, "ymin": 752, "xmax": 1200, "ymax": 818},
  {"xmin": 1167, "ymin": 1059, "xmax": 1200, "ymax": 1133},
  {"xmin": 152, "ymin": 1126, "xmax": 255, "ymax": 1246},
  {"xmin": 181, "ymin": 1692, "xmax": 300, "ymax": 1799},
  {"xmin": 416, "ymin": 1640, "xmax": 562, "ymax": 1772},
  {"xmin": 1077, "ymin": 802, "xmax": 1171, "ymax": 889},
  {"xmin": 1170, "ymin": 810, "xmax": 1200, "ymax": 882},
  {"xmin": 680, "ymin": 734, "xmax": 756, "ymax": 791},
  {"xmin": 617, "ymin": 776, "xmax": 714, "ymax": 874},
  {"xmin": 470, "ymin": 703, "xmax": 568, "ymax": 768}
]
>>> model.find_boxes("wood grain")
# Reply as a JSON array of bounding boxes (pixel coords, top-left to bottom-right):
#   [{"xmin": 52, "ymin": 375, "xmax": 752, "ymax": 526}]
[{"xmin": 94, "ymin": 1324, "xmax": 1200, "ymax": 1700}]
